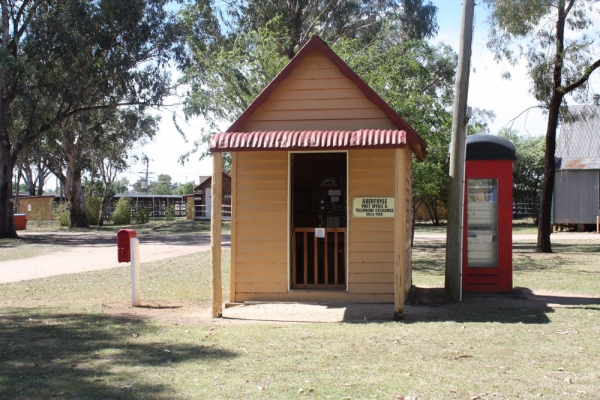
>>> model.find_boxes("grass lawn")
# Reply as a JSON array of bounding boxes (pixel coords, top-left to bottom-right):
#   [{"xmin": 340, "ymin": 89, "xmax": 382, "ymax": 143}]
[
  {"xmin": 1, "ymin": 238, "xmax": 599, "ymax": 398},
  {"xmin": 20, "ymin": 218, "xmax": 232, "ymax": 236}
]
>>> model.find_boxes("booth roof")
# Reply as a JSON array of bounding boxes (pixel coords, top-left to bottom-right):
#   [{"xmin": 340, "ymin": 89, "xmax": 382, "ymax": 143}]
[{"xmin": 209, "ymin": 129, "xmax": 408, "ymax": 152}]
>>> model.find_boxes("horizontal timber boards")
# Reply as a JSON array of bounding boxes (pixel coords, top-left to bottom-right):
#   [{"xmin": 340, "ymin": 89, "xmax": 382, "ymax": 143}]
[
  {"xmin": 235, "ymin": 292, "xmax": 393, "ymax": 303},
  {"xmin": 237, "ymin": 230, "xmax": 287, "ymax": 243},
  {"xmin": 247, "ymin": 108, "xmax": 387, "ymax": 122},
  {"xmin": 237, "ymin": 180, "xmax": 287, "ymax": 191},
  {"xmin": 236, "ymin": 201, "xmax": 287, "ymax": 212},
  {"xmin": 349, "ymin": 252, "xmax": 394, "ymax": 263},
  {"xmin": 349, "ymin": 241, "xmax": 394, "ymax": 253},
  {"xmin": 348, "ymin": 273, "xmax": 394, "ymax": 284},
  {"xmin": 237, "ymin": 242, "xmax": 287, "ymax": 253},
  {"xmin": 276, "ymin": 77, "xmax": 357, "ymax": 91},
  {"xmin": 350, "ymin": 181, "xmax": 395, "ymax": 193},
  {"xmin": 238, "ymin": 167, "xmax": 287, "ymax": 179},
  {"xmin": 267, "ymin": 88, "xmax": 366, "ymax": 101},
  {"xmin": 350, "ymin": 219, "xmax": 394, "ymax": 232},
  {"xmin": 236, "ymin": 252, "xmax": 287, "ymax": 264},
  {"xmin": 237, "ymin": 282, "xmax": 288, "ymax": 293},
  {"xmin": 350, "ymin": 169, "xmax": 397, "ymax": 180},
  {"xmin": 235, "ymin": 262, "xmax": 287, "ymax": 274},
  {"xmin": 259, "ymin": 98, "xmax": 379, "ymax": 112},
  {"xmin": 349, "ymin": 231, "xmax": 396, "ymax": 243},
  {"xmin": 348, "ymin": 283, "xmax": 394, "ymax": 294},
  {"xmin": 237, "ymin": 159, "xmax": 288, "ymax": 171},
  {"xmin": 242, "ymin": 119, "xmax": 395, "ymax": 132},
  {"xmin": 237, "ymin": 151, "xmax": 286, "ymax": 161},
  {"xmin": 236, "ymin": 212, "xmax": 287, "ymax": 223},
  {"xmin": 288, "ymin": 67, "xmax": 345, "ymax": 80},
  {"xmin": 348, "ymin": 262, "xmax": 394, "ymax": 274},
  {"xmin": 236, "ymin": 273, "xmax": 287, "ymax": 284},
  {"xmin": 236, "ymin": 222, "xmax": 287, "ymax": 235},
  {"xmin": 236, "ymin": 191, "xmax": 287, "ymax": 202}
]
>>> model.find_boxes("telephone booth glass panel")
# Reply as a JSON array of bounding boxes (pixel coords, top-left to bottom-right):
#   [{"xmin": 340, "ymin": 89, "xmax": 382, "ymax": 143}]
[{"xmin": 467, "ymin": 178, "xmax": 498, "ymax": 268}]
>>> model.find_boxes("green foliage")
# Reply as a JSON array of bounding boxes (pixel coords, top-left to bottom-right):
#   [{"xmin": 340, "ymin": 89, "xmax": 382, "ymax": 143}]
[
  {"xmin": 149, "ymin": 174, "xmax": 174, "ymax": 195},
  {"xmin": 179, "ymin": 1, "xmax": 440, "ymax": 167},
  {"xmin": 135, "ymin": 207, "xmax": 151, "ymax": 225},
  {"xmin": 53, "ymin": 203, "xmax": 71, "ymax": 227},
  {"xmin": 499, "ymin": 128, "xmax": 545, "ymax": 221},
  {"xmin": 0, "ymin": 0, "xmax": 182, "ymax": 237},
  {"xmin": 333, "ymin": 30, "xmax": 457, "ymax": 224},
  {"xmin": 111, "ymin": 198, "xmax": 131, "ymax": 226},
  {"xmin": 177, "ymin": 182, "xmax": 195, "ymax": 196},
  {"xmin": 165, "ymin": 205, "xmax": 176, "ymax": 221},
  {"xmin": 85, "ymin": 196, "xmax": 102, "ymax": 226}
]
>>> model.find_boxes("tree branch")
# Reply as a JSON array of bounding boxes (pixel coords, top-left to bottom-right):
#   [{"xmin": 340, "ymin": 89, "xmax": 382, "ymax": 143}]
[{"xmin": 563, "ymin": 58, "xmax": 600, "ymax": 94}]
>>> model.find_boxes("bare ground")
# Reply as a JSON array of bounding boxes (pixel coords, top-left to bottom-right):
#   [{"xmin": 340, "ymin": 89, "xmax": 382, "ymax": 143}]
[{"xmin": 3, "ymin": 230, "xmax": 600, "ymax": 324}]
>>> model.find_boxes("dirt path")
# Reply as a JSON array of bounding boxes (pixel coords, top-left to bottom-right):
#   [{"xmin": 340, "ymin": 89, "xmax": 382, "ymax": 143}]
[{"xmin": 0, "ymin": 231, "xmax": 230, "ymax": 284}]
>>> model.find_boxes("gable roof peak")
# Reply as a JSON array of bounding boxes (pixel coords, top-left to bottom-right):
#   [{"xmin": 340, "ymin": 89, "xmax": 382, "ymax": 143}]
[{"xmin": 225, "ymin": 34, "xmax": 427, "ymax": 160}]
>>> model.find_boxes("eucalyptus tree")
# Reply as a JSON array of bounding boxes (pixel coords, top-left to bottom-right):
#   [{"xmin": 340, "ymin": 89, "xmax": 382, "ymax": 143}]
[
  {"xmin": 91, "ymin": 109, "xmax": 159, "ymax": 227},
  {"xmin": 483, "ymin": 0, "xmax": 600, "ymax": 252},
  {"xmin": 0, "ymin": 0, "xmax": 182, "ymax": 237},
  {"xmin": 179, "ymin": 0, "xmax": 439, "ymax": 165}
]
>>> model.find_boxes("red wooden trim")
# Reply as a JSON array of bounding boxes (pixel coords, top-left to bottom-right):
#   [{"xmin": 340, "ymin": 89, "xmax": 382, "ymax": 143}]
[{"xmin": 225, "ymin": 35, "xmax": 426, "ymax": 160}]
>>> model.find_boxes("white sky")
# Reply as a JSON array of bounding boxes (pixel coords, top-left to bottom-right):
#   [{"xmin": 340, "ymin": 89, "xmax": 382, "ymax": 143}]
[{"xmin": 118, "ymin": 1, "xmax": 600, "ymax": 188}]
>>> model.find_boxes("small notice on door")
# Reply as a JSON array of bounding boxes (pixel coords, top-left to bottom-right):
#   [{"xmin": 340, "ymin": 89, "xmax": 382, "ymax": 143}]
[{"xmin": 352, "ymin": 197, "xmax": 394, "ymax": 218}]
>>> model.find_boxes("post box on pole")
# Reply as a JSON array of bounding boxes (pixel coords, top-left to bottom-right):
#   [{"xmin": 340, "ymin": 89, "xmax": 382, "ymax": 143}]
[{"xmin": 117, "ymin": 229, "xmax": 140, "ymax": 306}]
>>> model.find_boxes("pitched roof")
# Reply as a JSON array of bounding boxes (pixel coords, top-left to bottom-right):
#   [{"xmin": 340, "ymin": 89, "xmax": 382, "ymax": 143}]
[
  {"xmin": 556, "ymin": 105, "xmax": 600, "ymax": 170},
  {"xmin": 214, "ymin": 35, "xmax": 426, "ymax": 160}
]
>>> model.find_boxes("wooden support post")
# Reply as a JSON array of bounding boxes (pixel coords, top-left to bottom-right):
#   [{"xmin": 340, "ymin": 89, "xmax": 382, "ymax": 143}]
[
  {"xmin": 445, "ymin": 0, "xmax": 474, "ymax": 303},
  {"xmin": 394, "ymin": 148, "xmax": 407, "ymax": 320},
  {"xmin": 130, "ymin": 238, "xmax": 140, "ymax": 307},
  {"xmin": 211, "ymin": 153, "xmax": 223, "ymax": 318}
]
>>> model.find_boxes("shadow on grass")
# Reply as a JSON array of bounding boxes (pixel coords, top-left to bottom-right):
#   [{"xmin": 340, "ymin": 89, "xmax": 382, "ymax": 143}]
[
  {"xmin": 403, "ymin": 286, "xmax": 600, "ymax": 324},
  {"xmin": 0, "ymin": 311, "xmax": 236, "ymax": 399}
]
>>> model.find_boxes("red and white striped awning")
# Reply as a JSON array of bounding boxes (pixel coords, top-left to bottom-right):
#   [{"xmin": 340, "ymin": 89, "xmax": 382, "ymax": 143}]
[{"xmin": 210, "ymin": 130, "xmax": 407, "ymax": 152}]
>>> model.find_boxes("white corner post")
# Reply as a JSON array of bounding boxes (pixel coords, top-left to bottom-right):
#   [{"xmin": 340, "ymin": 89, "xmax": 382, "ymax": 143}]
[
  {"xmin": 211, "ymin": 152, "xmax": 223, "ymax": 318},
  {"xmin": 130, "ymin": 238, "xmax": 140, "ymax": 307}
]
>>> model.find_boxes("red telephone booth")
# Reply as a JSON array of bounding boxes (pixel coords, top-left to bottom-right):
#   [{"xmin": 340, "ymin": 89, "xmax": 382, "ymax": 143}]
[{"xmin": 463, "ymin": 135, "xmax": 516, "ymax": 292}]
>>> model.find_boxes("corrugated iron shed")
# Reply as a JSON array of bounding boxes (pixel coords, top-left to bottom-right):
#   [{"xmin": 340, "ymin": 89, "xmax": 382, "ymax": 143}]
[
  {"xmin": 210, "ymin": 130, "xmax": 407, "ymax": 152},
  {"xmin": 556, "ymin": 105, "xmax": 600, "ymax": 170}
]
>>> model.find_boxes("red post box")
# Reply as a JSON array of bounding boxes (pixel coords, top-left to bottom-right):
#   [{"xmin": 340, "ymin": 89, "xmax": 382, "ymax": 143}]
[
  {"xmin": 117, "ymin": 229, "xmax": 137, "ymax": 263},
  {"xmin": 462, "ymin": 135, "xmax": 516, "ymax": 293}
]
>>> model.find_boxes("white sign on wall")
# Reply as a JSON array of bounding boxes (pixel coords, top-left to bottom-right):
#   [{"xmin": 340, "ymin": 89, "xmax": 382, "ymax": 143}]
[{"xmin": 352, "ymin": 197, "xmax": 394, "ymax": 218}]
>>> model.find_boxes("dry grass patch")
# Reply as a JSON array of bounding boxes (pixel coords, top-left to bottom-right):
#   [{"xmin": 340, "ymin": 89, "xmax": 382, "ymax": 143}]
[{"xmin": 1, "ymin": 239, "xmax": 599, "ymax": 399}]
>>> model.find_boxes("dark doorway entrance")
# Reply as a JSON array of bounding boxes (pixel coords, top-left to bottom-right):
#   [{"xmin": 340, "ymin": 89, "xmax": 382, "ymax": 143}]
[{"xmin": 290, "ymin": 153, "xmax": 347, "ymax": 290}]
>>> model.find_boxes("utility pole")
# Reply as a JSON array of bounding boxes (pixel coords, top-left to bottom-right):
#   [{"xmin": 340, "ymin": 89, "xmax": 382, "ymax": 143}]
[
  {"xmin": 138, "ymin": 154, "xmax": 153, "ymax": 194},
  {"xmin": 445, "ymin": 0, "xmax": 474, "ymax": 303}
]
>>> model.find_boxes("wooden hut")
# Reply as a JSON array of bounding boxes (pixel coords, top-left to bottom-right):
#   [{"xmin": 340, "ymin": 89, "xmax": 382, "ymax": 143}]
[
  {"xmin": 208, "ymin": 36, "xmax": 427, "ymax": 319},
  {"xmin": 192, "ymin": 172, "xmax": 232, "ymax": 220}
]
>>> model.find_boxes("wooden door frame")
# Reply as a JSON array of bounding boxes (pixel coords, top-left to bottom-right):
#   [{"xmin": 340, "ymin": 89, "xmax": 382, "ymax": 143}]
[{"xmin": 287, "ymin": 150, "xmax": 349, "ymax": 292}]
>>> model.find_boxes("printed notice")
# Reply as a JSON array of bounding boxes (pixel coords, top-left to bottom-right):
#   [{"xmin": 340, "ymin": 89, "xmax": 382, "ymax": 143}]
[{"xmin": 352, "ymin": 197, "xmax": 394, "ymax": 218}]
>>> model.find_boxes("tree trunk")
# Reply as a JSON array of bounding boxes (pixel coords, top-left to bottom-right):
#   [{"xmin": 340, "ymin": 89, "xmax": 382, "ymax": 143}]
[
  {"xmin": 64, "ymin": 158, "xmax": 89, "ymax": 228},
  {"xmin": 98, "ymin": 186, "xmax": 109, "ymax": 227},
  {"xmin": 537, "ymin": 2, "xmax": 567, "ymax": 254},
  {"xmin": 0, "ymin": 143, "xmax": 17, "ymax": 238},
  {"xmin": 536, "ymin": 95, "xmax": 561, "ymax": 253}
]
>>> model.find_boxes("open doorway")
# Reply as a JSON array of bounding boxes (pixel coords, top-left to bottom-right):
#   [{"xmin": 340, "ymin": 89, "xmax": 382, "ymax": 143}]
[{"xmin": 290, "ymin": 153, "xmax": 347, "ymax": 290}]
